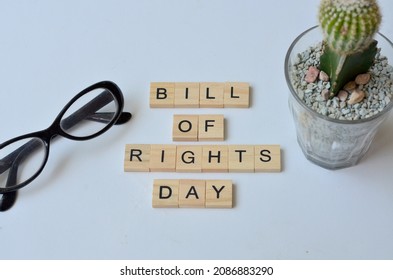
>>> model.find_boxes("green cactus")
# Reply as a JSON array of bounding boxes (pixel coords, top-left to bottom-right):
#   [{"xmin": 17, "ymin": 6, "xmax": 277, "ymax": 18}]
[{"xmin": 318, "ymin": 0, "xmax": 381, "ymax": 95}]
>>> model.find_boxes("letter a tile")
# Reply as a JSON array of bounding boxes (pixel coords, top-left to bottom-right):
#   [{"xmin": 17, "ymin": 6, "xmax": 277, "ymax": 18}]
[{"xmin": 179, "ymin": 179, "xmax": 206, "ymax": 208}]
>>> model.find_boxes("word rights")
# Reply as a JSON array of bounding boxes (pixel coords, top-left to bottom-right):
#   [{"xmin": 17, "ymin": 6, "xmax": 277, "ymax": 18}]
[{"xmin": 124, "ymin": 144, "xmax": 281, "ymax": 173}]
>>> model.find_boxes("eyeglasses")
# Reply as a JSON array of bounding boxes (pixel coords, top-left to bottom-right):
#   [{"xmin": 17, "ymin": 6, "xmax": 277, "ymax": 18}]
[{"xmin": 0, "ymin": 81, "xmax": 132, "ymax": 211}]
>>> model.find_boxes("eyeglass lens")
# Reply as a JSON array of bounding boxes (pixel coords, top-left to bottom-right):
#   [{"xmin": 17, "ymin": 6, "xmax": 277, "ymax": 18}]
[
  {"xmin": 60, "ymin": 89, "xmax": 118, "ymax": 138},
  {"xmin": 0, "ymin": 138, "xmax": 46, "ymax": 190}
]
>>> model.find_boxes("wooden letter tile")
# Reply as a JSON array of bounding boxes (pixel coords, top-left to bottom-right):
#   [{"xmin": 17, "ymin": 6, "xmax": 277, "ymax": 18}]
[
  {"xmin": 174, "ymin": 82, "xmax": 200, "ymax": 108},
  {"xmin": 150, "ymin": 82, "xmax": 175, "ymax": 108},
  {"xmin": 228, "ymin": 145, "xmax": 255, "ymax": 172},
  {"xmin": 152, "ymin": 179, "xmax": 179, "ymax": 208},
  {"xmin": 172, "ymin": 115, "xmax": 199, "ymax": 141},
  {"xmin": 198, "ymin": 114, "xmax": 225, "ymax": 141},
  {"xmin": 254, "ymin": 145, "xmax": 281, "ymax": 172},
  {"xmin": 179, "ymin": 179, "xmax": 206, "ymax": 208},
  {"xmin": 124, "ymin": 144, "xmax": 151, "ymax": 172},
  {"xmin": 149, "ymin": 145, "xmax": 177, "ymax": 172},
  {"xmin": 224, "ymin": 82, "xmax": 250, "ymax": 108},
  {"xmin": 202, "ymin": 145, "xmax": 228, "ymax": 172},
  {"xmin": 176, "ymin": 145, "xmax": 202, "ymax": 173},
  {"xmin": 206, "ymin": 180, "xmax": 233, "ymax": 208},
  {"xmin": 199, "ymin": 82, "xmax": 224, "ymax": 108}
]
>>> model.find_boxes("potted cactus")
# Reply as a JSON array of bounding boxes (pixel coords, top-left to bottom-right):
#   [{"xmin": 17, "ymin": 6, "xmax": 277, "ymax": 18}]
[{"xmin": 285, "ymin": 0, "xmax": 393, "ymax": 169}]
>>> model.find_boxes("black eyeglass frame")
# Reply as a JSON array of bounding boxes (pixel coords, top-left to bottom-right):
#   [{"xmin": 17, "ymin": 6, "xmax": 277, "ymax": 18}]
[{"xmin": 0, "ymin": 80, "xmax": 125, "ymax": 194}]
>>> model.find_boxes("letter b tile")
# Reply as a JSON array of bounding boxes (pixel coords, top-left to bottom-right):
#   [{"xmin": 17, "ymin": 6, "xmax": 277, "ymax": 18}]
[{"xmin": 150, "ymin": 82, "xmax": 175, "ymax": 108}]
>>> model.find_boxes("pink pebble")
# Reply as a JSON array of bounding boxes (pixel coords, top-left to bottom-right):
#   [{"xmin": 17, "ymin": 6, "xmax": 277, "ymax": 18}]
[
  {"xmin": 305, "ymin": 66, "xmax": 320, "ymax": 83},
  {"xmin": 337, "ymin": 90, "xmax": 348, "ymax": 102}
]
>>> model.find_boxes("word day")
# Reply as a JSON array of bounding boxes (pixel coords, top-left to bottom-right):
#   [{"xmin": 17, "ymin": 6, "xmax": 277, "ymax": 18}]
[
  {"xmin": 150, "ymin": 82, "xmax": 250, "ymax": 108},
  {"xmin": 124, "ymin": 144, "xmax": 281, "ymax": 173},
  {"xmin": 153, "ymin": 179, "xmax": 233, "ymax": 208}
]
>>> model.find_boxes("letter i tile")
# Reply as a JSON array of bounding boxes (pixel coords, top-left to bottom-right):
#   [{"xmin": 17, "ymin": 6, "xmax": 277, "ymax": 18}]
[
  {"xmin": 174, "ymin": 82, "xmax": 200, "ymax": 108},
  {"xmin": 149, "ymin": 145, "xmax": 177, "ymax": 172}
]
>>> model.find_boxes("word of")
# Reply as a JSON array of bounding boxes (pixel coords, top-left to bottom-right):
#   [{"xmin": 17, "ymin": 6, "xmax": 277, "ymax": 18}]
[
  {"xmin": 150, "ymin": 82, "xmax": 249, "ymax": 108},
  {"xmin": 153, "ymin": 179, "xmax": 233, "ymax": 208},
  {"xmin": 124, "ymin": 144, "xmax": 281, "ymax": 173},
  {"xmin": 173, "ymin": 114, "xmax": 224, "ymax": 141}
]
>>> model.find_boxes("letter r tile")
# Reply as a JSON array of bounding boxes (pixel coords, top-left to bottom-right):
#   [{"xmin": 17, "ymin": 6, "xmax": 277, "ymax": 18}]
[
  {"xmin": 152, "ymin": 179, "xmax": 179, "ymax": 208},
  {"xmin": 124, "ymin": 144, "xmax": 151, "ymax": 172}
]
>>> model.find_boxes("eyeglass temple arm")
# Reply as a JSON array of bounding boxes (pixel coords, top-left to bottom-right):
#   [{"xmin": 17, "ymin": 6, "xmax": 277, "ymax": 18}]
[{"xmin": 86, "ymin": 112, "xmax": 132, "ymax": 125}]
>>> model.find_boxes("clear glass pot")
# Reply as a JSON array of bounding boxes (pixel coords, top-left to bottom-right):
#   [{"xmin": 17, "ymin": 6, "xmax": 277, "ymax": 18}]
[{"xmin": 285, "ymin": 26, "xmax": 393, "ymax": 169}]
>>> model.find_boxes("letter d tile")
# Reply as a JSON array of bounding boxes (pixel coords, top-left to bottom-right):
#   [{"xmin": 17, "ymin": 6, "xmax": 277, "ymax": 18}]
[{"xmin": 152, "ymin": 179, "xmax": 179, "ymax": 208}]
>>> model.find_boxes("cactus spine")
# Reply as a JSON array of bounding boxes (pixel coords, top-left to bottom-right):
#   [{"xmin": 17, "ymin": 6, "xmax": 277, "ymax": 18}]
[{"xmin": 318, "ymin": 0, "xmax": 381, "ymax": 95}]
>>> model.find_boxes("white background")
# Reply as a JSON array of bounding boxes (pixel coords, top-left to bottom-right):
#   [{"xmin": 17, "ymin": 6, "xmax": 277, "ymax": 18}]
[{"xmin": 1, "ymin": 0, "xmax": 393, "ymax": 260}]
